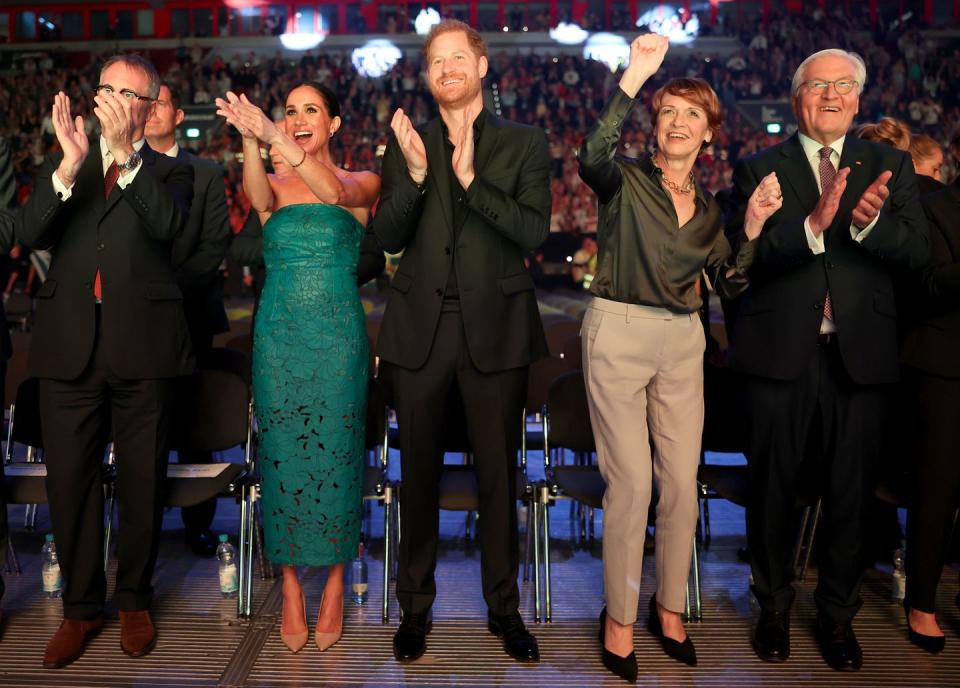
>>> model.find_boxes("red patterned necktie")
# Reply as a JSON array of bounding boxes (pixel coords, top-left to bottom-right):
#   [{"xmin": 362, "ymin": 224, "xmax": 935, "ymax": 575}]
[
  {"xmin": 817, "ymin": 147, "xmax": 835, "ymax": 322},
  {"xmin": 95, "ymin": 161, "xmax": 119, "ymax": 300}
]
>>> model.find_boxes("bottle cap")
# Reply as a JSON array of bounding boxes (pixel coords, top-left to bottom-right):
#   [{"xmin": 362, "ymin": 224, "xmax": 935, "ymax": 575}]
[
  {"xmin": 219, "ymin": 534, "xmax": 229, "ymax": 543},
  {"xmin": 45, "ymin": 533, "xmax": 55, "ymax": 542}
]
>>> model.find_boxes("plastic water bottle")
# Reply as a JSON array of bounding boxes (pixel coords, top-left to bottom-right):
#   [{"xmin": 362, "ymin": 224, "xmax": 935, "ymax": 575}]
[
  {"xmin": 216, "ymin": 534, "xmax": 239, "ymax": 598},
  {"xmin": 892, "ymin": 543, "xmax": 906, "ymax": 602},
  {"xmin": 41, "ymin": 534, "xmax": 63, "ymax": 598},
  {"xmin": 351, "ymin": 544, "xmax": 368, "ymax": 605}
]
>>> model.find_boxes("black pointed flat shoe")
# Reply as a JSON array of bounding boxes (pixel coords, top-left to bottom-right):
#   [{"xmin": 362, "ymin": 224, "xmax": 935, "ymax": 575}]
[
  {"xmin": 647, "ymin": 595, "xmax": 697, "ymax": 666},
  {"xmin": 905, "ymin": 610, "xmax": 945, "ymax": 654},
  {"xmin": 599, "ymin": 607, "xmax": 638, "ymax": 684}
]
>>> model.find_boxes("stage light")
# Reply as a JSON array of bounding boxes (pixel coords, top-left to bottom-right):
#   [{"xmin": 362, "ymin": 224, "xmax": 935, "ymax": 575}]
[
  {"xmin": 186, "ymin": 128, "xmax": 200, "ymax": 139},
  {"xmin": 413, "ymin": 8, "xmax": 441, "ymax": 35},
  {"xmin": 280, "ymin": 32, "xmax": 327, "ymax": 51},
  {"xmin": 766, "ymin": 122, "xmax": 782, "ymax": 134},
  {"xmin": 549, "ymin": 22, "xmax": 589, "ymax": 45},
  {"xmin": 636, "ymin": 5, "xmax": 700, "ymax": 45},
  {"xmin": 583, "ymin": 33, "xmax": 630, "ymax": 73},
  {"xmin": 352, "ymin": 40, "xmax": 402, "ymax": 78}
]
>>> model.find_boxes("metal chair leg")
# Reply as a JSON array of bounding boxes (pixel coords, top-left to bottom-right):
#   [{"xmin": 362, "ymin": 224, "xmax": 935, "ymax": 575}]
[
  {"xmin": 5, "ymin": 537, "xmax": 21, "ymax": 575},
  {"xmin": 690, "ymin": 537, "xmax": 702, "ymax": 622},
  {"xmin": 541, "ymin": 484, "xmax": 553, "ymax": 623},
  {"xmin": 382, "ymin": 484, "xmax": 393, "ymax": 624},
  {"xmin": 793, "ymin": 505, "xmax": 812, "ymax": 573},
  {"xmin": 532, "ymin": 499, "xmax": 542, "ymax": 623},
  {"xmin": 523, "ymin": 498, "xmax": 533, "ymax": 582}
]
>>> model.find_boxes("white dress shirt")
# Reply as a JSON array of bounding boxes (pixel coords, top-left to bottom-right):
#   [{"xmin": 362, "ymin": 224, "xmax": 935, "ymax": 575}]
[{"xmin": 52, "ymin": 136, "xmax": 146, "ymax": 201}]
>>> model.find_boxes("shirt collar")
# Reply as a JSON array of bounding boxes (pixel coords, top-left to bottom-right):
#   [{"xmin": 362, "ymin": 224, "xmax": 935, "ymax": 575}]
[
  {"xmin": 798, "ymin": 131, "xmax": 845, "ymax": 161},
  {"xmin": 164, "ymin": 143, "xmax": 180, "ymax": 158},
  {"xmin": 441, "ymin": 108, "xmax": 488, "ymax": 143},
  {"xmin": 100, "ymin": 136, "xmax": 146, "ymax": 159}
]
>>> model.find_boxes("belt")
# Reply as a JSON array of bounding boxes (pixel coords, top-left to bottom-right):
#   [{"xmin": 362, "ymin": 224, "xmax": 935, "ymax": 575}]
[{"xmin": 818, "ymin": 332, "xmax": 837, "ymax": 345}]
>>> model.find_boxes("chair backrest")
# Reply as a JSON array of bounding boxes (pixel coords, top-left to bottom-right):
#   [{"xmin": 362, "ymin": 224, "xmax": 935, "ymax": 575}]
[
  {"xmin": 10, "ymin": 377, "xmax": 43, "ymax": 449},
  {"xmin": 525, "ymin": 356, "xmax": 569, "ymax": 414},
  {"xmin": 545, "ymin": 369, "xmax": 595, "ymax": 453},
  {"xmin": 200, "ymin": 347, "xmax": 251, "ymax": 384},
  {"xmin": 170, "ymin": 368, "xmax": 251, "ymax": 453}
]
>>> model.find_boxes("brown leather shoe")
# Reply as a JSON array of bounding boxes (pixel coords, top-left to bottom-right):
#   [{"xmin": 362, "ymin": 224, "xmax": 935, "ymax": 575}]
[
  {"xmin": 119, "ymin": 610, "xmax": 157, "ymax": 657},
  {"xmin": 43, "ymin": 617, "xmax": 103, "ymax": 668}
]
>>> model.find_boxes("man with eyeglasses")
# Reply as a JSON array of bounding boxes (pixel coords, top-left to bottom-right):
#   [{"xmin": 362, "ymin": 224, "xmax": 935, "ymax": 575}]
[
  {"xmin": 145, "ymin": 82, "xmax": 231, "ymax": 558},
  {"xmin": 726, "ymin": 49, "xmax": 929, "ymax": 670},
  {"xmin": 11, "ymin": 54, "xmax": 194, "ymax": 668}
]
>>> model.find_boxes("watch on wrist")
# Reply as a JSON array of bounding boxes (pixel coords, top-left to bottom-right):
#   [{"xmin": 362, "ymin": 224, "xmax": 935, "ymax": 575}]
[{"xmin": 117, "ymin": 151, "xmax": 142, "ymax": 173}]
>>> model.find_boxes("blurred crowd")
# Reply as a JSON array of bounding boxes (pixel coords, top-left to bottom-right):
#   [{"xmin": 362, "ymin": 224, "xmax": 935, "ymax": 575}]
[{"xmin": 1, "ymin": 9, "xmax": 958, "ymax": 279}]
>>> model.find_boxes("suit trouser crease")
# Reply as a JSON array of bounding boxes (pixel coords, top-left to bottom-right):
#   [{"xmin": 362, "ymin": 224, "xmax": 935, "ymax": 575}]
[
  {"xmin": 40, "ymin": 322, "xmax": 173, "ymax": 619},
  {"xmin": 392, "ymin": 305, "xmax": 526, "ymax": 616},
  {"xmin": 744, "ymin": 343, "xmax": 883, "ymax": 622},
  {"xmin": 904, "ymin": 369, "xmax": 960, "ymax": 613},
  {"xmin": 179, "ymin": 325, "xmax": 215, "ymax": 533},
  {"xmin": 582, "ymin": 298, "xmax": 704, "ymax": 624}
]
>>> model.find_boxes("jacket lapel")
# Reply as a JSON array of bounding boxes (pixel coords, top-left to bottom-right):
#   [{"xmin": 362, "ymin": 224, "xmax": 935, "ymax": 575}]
[
  {"xmin": 778, "ymin": 134, "xmax": 820, "ymax": 212},
  {"xmin": 424, "ymin": 118, "xmax": 454, "ymax": 232},
  {"xmin": 474, "ymin": 109, "xmax": 501, "ymax": 174},
  {"xmin": 102, "ymin": 143, "xmax": 157, "ymax": 218}
]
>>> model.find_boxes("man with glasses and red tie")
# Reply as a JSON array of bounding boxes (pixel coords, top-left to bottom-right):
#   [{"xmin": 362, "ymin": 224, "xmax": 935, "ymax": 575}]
[
  {"xmin": 727, "ymin": 49, "xmax": 928, "ymax": 671},
  {"xmin": 11, "ymin": 54, "xmax": 194, "ymax": 668}
]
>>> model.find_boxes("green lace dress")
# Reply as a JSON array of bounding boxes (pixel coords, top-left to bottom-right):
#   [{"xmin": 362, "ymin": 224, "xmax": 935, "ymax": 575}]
[{"xmin": 252, "ymin": 203, "xmax": 368, "ymax": 566}]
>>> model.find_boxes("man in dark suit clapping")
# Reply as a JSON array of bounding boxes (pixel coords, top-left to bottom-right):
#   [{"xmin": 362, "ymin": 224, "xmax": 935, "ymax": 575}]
[
  {"xmin": 727, "ymin": 49, "xmax": 929, "ymax": 671},
  {"xmin": 145, "ymin": 82, "xmax": 231, "ymax": 557},
  {"xmin": 373, "ymin": 19, "xmax": 550, "ymax": 664},
  {"xmin": 13, "ymin": 54, "xmax": 194, "ymax": 667}
]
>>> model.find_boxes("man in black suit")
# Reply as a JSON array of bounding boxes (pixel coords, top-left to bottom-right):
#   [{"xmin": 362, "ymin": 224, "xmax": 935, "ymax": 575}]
[
  {"xmin": 13, "ymin": 55, "xmax": 194, "ymax": 666},
  {"xmin": 373, "ymin": 19, "xmax": 550, "ymax": 663},
  {"xmin": 728, "ymin": 49, "xmax": 929, "ymax": 670},
  {"xmin": 145, "ymin": 82, "xmax": 231, "ymax": 557}
]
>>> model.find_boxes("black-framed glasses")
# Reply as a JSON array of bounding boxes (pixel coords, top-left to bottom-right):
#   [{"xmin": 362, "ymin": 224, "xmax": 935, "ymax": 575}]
[
  {"xmin": 801, "ymin": 79, "xmax": 859, "ymax": 95},
  {"xmin": 94, "ymin": 84, "xmax": 156, "ymax": 103}
]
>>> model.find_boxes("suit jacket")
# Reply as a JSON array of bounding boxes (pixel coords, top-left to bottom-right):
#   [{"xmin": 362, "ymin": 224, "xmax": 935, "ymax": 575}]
[
  {"xmin": 373, "ymin": 110, "xmax": 551, "ymax": 373},
  {"xmin": 14, "ymin": 143, "xmax": 195, "ymax": 380},
  {"xmin": 900, "ymin": 180, "xmax": 960, "ymax": 378},
  {"xmin": 727, "ymin": 133, "xmax": 929, "ymax": 385},
  {"xmin": 172, "ymin": 149, "xmax": 231, "ymax": 340}
]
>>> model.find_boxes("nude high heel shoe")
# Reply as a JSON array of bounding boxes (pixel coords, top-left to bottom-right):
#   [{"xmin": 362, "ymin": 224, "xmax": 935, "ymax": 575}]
[
  {"xmin": 280, "ymin": 591, "xmax": 308, "ymax": 653},
  {"xmin": 315, "ymin": 592, "xmax": 343, "ymax": 651}
]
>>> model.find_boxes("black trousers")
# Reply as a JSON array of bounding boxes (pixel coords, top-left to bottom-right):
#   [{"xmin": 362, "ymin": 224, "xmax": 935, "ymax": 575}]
[
  {"xmin": 40, "ymin": 319, "xmax": 174, "ymax": 620},
  {"xmin": 743, "ymin": 340, "xmax": 886, "ymax": 622},
  {"xmin": 905, "ymin": 367, "xmax": 960, "ymax": 613},
  {"xmin": 389, "ymin": 304, "xmax": 527, "ymax": 616},
  {"xmin": 179, "ymin": 317, "xmax": 215, "ymax": 536}
]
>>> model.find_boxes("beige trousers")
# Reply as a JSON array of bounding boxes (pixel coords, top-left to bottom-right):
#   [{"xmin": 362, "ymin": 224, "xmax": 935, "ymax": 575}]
[{"xmin": 582, "ymin": 297, "xmax": 704, "ymax": 624}]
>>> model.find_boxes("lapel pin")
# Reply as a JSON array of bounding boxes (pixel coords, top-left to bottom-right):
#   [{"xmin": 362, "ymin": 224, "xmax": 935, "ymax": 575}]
[{"xmin": 854, "ymin": 160, "xmax": 862, "ymax": 166}]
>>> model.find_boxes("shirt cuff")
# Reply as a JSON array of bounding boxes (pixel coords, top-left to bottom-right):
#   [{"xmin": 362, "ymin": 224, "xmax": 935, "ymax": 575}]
[
  {"xmin": 804, "ymin": 217, "xmax": 826, "ymax": 255},
  {"xmin": 850, "ymin": 214, "xmax": 880, "ymax": 242},
  {"xmin": 51, "ymin": 171, "xmax": 73, "ymax": 201},
  {"xmin": 116, "ymin": 162, "xmax": 142, "ymax": 189}
]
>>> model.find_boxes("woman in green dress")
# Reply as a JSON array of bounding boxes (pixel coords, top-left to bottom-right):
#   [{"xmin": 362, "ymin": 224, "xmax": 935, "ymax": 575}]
[{"xmin": 217, "ymin": 83, "xmax": 380, "ymax": 653}]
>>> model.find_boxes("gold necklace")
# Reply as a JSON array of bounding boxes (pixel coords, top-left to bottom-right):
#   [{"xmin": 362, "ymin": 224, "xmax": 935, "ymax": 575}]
[{"xmin": 654, "ymin": 155, "xmax": 695, "ymax": 195}]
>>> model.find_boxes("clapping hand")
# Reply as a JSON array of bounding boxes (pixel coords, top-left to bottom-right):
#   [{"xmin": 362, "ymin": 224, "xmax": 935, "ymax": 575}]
[
  {"xmin": 389, "ymin": 108, "xmax": 428, "ymax": 184},
  {"xmin": 620, "ymin": 34, "xmax": 670, "ymax": 97},
  {"xmin": 851, "ymin": 171, "xmax": 892, "ymax": 229},
  {"xmin": 51, "ymin": 91, "xmax": 89, "ymax": 186},
  {"xmin": 744, "ymin": 172, "xmax": 783, "ymax": 239},
  {"xmin": 452, "ymin": 106, "xmax": 476, "ymax": 189},
  {"xmin": 808, "ymin": 166, "xmax": 850, "ymax": 236},
  {"xmin": 93, "ymin": 88, "xmax": 135, "ymax": 161},
  {"xmin": 216, "ymin": 92, "xmax": 279, "ymax": 145}
]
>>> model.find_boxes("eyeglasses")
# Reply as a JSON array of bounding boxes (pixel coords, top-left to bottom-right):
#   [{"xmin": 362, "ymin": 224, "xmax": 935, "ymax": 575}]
[
  {"xmin": 94, "ymin": 84, "xmax": 156, "ymax": 103},
  {"xmin": 801, "ymin": 79, "xmax": 859, "ymax": 95}
]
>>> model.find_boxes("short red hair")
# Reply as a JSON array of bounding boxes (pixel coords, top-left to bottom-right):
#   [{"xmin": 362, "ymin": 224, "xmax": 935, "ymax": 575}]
[
  {"xmin": 651, "ymin": 78, "xmax": 722, "ymax": 147},
  {"xmin": 423, "ymin": 19, "xmax": 488, "ymax": 62}
]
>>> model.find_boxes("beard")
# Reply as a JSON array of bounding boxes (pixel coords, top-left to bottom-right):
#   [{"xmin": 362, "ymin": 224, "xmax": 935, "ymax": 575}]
[{"xmin": 430, "ymin": 73, "xmax": 482, "ymax": 109}]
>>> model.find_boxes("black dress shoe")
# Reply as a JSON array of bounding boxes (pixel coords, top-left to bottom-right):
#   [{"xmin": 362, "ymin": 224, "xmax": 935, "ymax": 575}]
[
  {"xmin": 814, "ymin": 616, "xmax": 862, "ymax": 671},
  {"xmin": 488, "ymin": 611, "xmax": 540, "ymax": 663},
  {"xmin": 393, "ymin": 610, "xmax": 431, "ymax": 662},
  {"xmin": 905, "ymin": 610, "xmax": 946, "ymax": 654},
  {"xmin": 752, "ymin": 609, "xmax": 790, "ymax": 662},
  {"xmin": 599, "ymin": 607, "xmax": 638, "ymax": 684},
  {"xmin": 185, "ymin": 530, "xmax": 218, "ymax": 557},
  {"xmin": 646, "ymin": 596, "xmax": 697, "ymax": 666}
]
